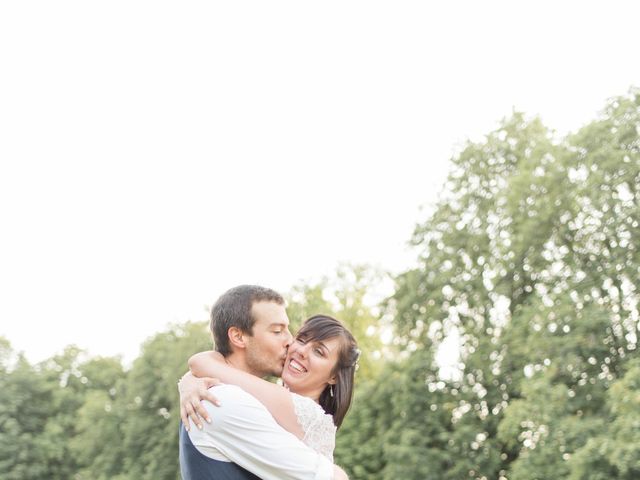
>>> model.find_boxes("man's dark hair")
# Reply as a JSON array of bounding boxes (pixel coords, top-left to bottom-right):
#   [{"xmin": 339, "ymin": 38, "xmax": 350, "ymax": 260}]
[{"xmin": 210, "ymin": 285, "xmax": 284, "ymax": 356}]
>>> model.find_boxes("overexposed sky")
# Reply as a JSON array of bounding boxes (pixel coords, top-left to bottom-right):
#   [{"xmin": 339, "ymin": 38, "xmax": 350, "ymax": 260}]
[{"xmin": 1, "ymin": 1, "xmax": 639, "ymax": 364}]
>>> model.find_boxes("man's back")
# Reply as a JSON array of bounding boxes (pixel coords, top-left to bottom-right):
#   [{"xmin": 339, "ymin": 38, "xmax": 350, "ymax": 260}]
[{"xmin": 179, "ymin": 421, "xmax": 260, "ymax": 480}]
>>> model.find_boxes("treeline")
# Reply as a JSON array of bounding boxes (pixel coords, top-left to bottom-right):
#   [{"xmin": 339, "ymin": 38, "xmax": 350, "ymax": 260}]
[{"xmin": 2, "ymin": 89, "xmax": 639, "ymax": 479}]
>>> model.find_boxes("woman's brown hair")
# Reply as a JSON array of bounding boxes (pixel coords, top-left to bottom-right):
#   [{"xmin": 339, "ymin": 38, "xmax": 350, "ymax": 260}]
[{"xmin": 295, "ymin": 314, "xmax": 360, "ymax": 429}]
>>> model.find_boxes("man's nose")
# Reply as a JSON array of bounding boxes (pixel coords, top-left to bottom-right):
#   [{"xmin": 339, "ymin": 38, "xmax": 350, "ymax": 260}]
[{"xmin": 284, "ymin": 329, "xmax": 293, "ymax": 347}]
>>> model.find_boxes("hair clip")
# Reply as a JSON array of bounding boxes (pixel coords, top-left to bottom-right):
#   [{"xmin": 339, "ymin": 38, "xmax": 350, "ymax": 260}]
[{"xmin": 352, "ymin": 348, "xmax": 361, "ymax": 370}]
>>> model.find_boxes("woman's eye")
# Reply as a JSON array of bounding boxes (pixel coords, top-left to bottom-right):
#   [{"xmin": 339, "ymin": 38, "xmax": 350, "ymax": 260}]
[{"xmin": 314, "ymin": 348, "xmax": 324, "ymax": 356}]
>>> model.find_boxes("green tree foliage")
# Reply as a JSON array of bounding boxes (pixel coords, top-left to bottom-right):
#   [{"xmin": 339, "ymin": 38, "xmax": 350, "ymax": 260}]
[
  {"xmin": 116, "ymin": 321, "xmax": 212, "ymax": 480},
  {"xmin": 0, "ymin": 323, "xmax": 211, "ymax": 480},
  {"xmin": 70, "ymin": 357, "xmax": 128, "ymax": 480},
  {"xmin": 0, "ymin": 351, "xmax": 53, "ymax": 479},
  {"xmin": 568, "ymin": 358, "xmax": 640, "ymax": 479},
  {"xmin": 377, "ymin": 88, "xmax": 640, "ymax": 479},
  {"xmin": 0, "ymin": 344, "xmax": 126, "ymax": 479}
]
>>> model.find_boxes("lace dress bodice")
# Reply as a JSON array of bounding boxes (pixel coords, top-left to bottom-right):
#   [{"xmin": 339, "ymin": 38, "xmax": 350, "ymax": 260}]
[{"xmin": 290, "ymin": 392, "xmax": 337, "ymax": 462}]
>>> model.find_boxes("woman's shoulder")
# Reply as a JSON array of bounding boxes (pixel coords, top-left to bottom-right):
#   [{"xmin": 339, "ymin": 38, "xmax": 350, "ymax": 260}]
[
  {"xmin": 290, "ymin": 393, "xmax": 333, "ymax": 422},
  {"xmin": 290, "ymin": 392, "xmax": 337, "ymax": 461}
]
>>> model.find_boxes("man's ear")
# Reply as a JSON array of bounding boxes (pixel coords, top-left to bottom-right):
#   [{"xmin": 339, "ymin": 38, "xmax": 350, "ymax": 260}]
[{"xmin": 227, "ymin": 327, "xmax": 247, "ymax": 350}]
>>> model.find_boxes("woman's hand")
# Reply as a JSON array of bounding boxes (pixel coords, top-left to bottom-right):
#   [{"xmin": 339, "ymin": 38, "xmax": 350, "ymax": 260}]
[{"xmin": 178, "ymin": 371, "xmax": 221, "ymax": 431}]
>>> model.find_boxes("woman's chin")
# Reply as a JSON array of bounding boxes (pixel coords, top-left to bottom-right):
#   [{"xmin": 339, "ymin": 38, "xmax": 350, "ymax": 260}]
[
  {"xmin": 282, "ymin": 372, "xmax": 305, "ymax": 392},
  {"xmin": 281, "ymin": 372, "xmax": 294, "ymax": 386}
]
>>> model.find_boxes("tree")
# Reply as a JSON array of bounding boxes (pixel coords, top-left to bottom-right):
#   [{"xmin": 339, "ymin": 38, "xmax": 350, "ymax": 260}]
[
  {"xmin": 0, "ymin": 352, "xmax": 53, "ymax": 479},
  {"xmin": 385, "ymin": 88, "xmax": 639, "ymax": 479},
  {"xmin": 117, "ymin": 321, "xmax": 212, "ymax": 480},
  {"xmin": 568, "ymin": 359, "xmax": 640, "ymax": 479},
  {"xmin": 70, "ymin": 357, "xmax": 128, "ymax": 480}
]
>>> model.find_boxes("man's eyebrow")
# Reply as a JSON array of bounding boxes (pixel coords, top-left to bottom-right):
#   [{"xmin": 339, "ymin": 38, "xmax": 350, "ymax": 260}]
[{"xmin": 269, "ymin": 322, "xmax": 288, "ymax": 328}]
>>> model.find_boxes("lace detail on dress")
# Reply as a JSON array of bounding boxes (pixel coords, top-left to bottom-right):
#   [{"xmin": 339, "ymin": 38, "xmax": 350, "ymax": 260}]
[{"xmin": 290, "ymin": 392, "xmax": 337, "ymax": 462}]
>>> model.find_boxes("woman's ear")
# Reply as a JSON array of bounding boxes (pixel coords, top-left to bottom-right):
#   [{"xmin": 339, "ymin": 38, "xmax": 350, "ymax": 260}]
[
  {"xmin": 328, "ymin": 375, "xmax": 337, "ymax": 385},
  {"xmin": 227, "ymin": 326, "xmax": 246, "ymax": 350}
]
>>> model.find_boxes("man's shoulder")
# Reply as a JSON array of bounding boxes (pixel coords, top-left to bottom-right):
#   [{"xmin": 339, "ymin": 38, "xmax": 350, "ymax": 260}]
[
  {"xmin": 205, "ymin": 384, "xmax": 273, "ymax": 418},
  {"xmin": 193, "ymin": 384, "xmax": 285, "ymax": 440},
  {"xmin": 209, "ymin": 384, "xmax": 263, "ymax": 404}
]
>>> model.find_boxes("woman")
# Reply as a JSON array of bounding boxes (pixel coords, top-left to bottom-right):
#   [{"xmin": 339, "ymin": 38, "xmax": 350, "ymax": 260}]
[{"xmin": 179, "ymin": 314, "xmax": 359, "ymax": 461}]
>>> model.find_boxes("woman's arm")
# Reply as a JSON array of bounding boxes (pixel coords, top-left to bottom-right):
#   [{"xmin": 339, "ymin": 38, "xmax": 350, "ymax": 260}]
[{"xmin": 189, "ymin": 351, "xmax": 304, "ymax": 440}]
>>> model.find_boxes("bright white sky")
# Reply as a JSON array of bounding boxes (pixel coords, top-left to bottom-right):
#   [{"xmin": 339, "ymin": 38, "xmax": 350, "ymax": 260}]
[{"xmin": 1, "ymin": 1, "xmax": 639, "ymax": 365}]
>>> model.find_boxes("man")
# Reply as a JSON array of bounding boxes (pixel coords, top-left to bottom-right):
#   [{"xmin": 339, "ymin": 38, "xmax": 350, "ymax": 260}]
[{"xmin": 178, "ymin": 285, "xmax": 348, "ymax": 480}]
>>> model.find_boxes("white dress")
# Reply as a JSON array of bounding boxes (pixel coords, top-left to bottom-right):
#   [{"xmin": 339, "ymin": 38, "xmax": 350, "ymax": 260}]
[{"xmin": 290, "ymin": 392, "xmax": 337, "ymax": 462}]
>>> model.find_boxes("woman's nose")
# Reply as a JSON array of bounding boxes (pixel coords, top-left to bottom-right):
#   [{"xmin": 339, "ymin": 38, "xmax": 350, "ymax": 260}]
[{"xmin": 298, "ymin": 342, "xmax": 311, "ymax": 357}]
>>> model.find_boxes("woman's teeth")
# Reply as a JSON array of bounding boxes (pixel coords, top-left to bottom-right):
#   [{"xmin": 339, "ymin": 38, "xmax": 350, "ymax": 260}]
[{"xmin": 290, "ymin": 359, "xmax": 307, "ymax": 373}]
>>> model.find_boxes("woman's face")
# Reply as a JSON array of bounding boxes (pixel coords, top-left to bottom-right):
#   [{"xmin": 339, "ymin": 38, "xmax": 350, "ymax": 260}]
[{"xmin": 281, "ymin": 334, "xmax": 342, "ymax": 401}]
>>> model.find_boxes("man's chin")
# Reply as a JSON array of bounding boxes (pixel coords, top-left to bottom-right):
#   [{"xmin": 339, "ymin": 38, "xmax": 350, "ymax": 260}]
[{"xmin": 272, "ymin": 363, "xmax": 285, "ymax": 378}]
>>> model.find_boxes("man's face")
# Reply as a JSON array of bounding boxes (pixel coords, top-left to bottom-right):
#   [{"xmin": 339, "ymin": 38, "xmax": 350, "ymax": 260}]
[{"xmin": 244, "ymin": 301, "xmax": 293, "ymax": 378}]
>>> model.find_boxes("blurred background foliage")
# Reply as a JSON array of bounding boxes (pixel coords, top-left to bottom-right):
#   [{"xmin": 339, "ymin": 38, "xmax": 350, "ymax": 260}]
[{"xmin": 1, "ymin": 88, "xmax": 638, "ymax": 479}]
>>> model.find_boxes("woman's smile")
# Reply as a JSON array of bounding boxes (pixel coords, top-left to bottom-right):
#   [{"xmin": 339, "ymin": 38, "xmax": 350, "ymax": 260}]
[{"xmin": 288, "ymin": 358, "xmax": 308, "ymax": 374}]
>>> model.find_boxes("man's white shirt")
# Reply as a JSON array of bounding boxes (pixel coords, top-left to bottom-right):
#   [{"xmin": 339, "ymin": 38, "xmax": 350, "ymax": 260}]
[{"xmin": 187, "ymin": 384, "xmax": 334, "ymax": 480}]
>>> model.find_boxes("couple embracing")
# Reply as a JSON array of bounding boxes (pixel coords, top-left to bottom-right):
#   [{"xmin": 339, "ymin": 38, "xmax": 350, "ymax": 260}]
[{"xmin": 178, "ymin": 285, "xmax": 359, "ymax": 479}]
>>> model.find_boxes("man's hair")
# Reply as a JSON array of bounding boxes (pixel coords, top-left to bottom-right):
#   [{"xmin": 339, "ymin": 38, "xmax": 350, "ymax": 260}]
[{"xmin": 210, "ymin": 285, "xmax": 285, "ymax": 356}]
